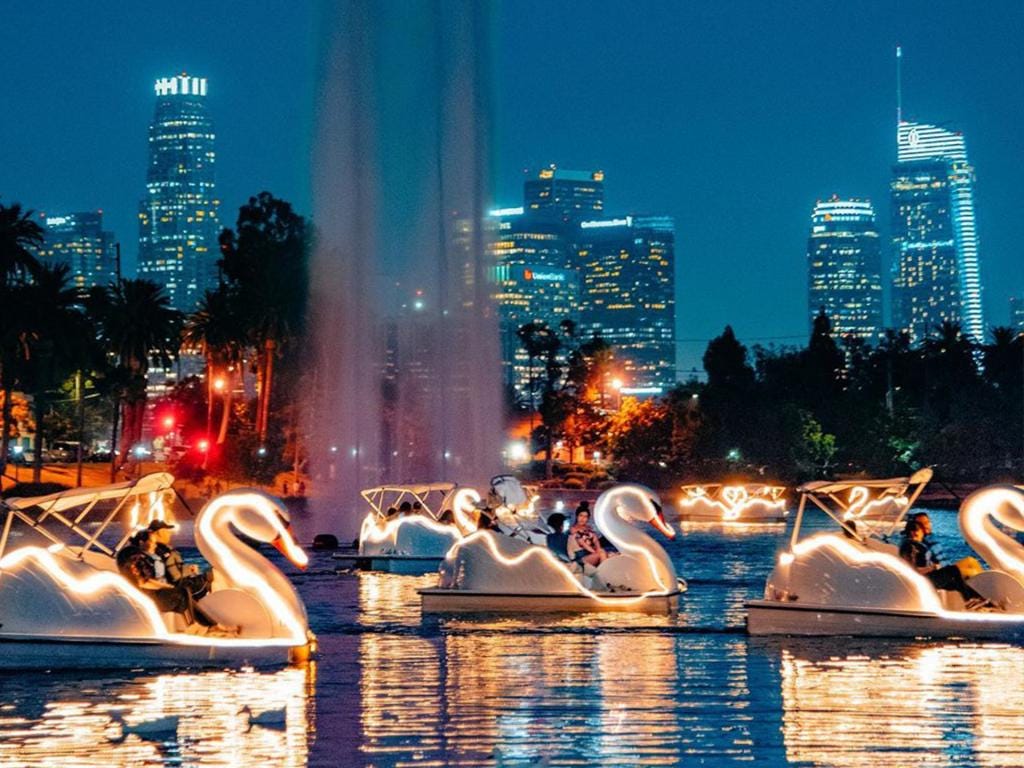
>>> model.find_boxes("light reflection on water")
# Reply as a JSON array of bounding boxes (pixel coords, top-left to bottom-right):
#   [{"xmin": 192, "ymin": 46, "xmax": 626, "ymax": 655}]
[
  {"xmin": 6, "ymin": 508, "xmax": 1024, "ymax": 766},
  {"xmin": 0, "ymin": 665, "xmax": 314, "ymax": 767}
]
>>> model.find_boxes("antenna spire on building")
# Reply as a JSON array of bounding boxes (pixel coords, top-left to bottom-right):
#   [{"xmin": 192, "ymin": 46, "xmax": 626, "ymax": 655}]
[{"xmin": 896, "ymin": 45, "xmax": 903, "ymax": 125}]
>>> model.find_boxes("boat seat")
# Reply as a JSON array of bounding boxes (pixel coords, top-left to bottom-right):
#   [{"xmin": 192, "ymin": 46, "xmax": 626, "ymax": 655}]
[
  {"xmin": 862, "ymin": 538, "xmax": 899, "ymax": 557},
  {"xmin": 162, "ymin": 612, "xmax": 188, "ymax": 632},
  {"xmin": 938, "ymin": 590, "xmax": 965, "ymax": 612}
]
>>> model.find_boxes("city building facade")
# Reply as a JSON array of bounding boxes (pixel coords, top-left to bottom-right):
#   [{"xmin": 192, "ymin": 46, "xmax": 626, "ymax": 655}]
[
  {"xmin": 575, "ymin": 215, "xmax": 676, "ymax": 393},
  {"xmin": 1011, "ymin": 296, "xmax": 1024, "ymax": 331},
  {"xmin": 806, "ymin": 197, "xmax": 882, "ymax": 341},
  {"xmin": 37, "ymin": 211, "xmax": 118, "ymax": 288},
  {"xmin": 487, "ymin": 207, "xmax": 579, "ymax": 402},
  {"xmin": 523, "ymin": 166, "xmax": 604, "ymax": 223},
  {"xmin": 137, "ymin": 73, "xmax": 220, "ymax": 312},
  {"xmin": 891, "ymin": 121, "xmax": 983, "ymax": 343}
]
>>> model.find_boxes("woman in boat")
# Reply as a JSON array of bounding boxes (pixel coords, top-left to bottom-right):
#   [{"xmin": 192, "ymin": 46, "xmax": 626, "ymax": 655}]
[
  {"xmin": 900, "ymin": 519, "xmax": 985, "ymax": 606},
  {"xmin": 568, "ymin": 506, "xmax": 611, "ymax": 567}
]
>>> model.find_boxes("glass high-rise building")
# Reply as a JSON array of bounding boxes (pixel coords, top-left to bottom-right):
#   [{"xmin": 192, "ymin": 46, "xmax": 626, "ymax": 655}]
[
  {"xmin": 37, "ymin": 211, "xmax": 117, "ymax": 289},
  {"xmin": 575, "ymin": 215, "xmax": 676, "ymax": 393},
  {"xmin": 523, "ymin": 166, "xmax": 604, "ymax": 223},
  {"xmin": 1011, "ymin": 296, "xmax": 1024, "ymax": 331},
  {"xmin": 137, "ymin": 73, "xmax": 220, "ymax": 311},
  {"xmin": 806, "ymin": 197, "xmax": 882, "ymax": 341},
  {"xmin": 891, "ymin": 121, "xmax": 983, "ymax": 343},
  {"xmin": 486, "ymin": 207, "xmax": 579, "ymax": 401}
]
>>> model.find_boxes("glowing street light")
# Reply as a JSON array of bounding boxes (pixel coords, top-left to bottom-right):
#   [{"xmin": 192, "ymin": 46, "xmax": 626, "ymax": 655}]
[{"xmin": 212, "ymin": 377, "xmax": 226, "ymax": 392}]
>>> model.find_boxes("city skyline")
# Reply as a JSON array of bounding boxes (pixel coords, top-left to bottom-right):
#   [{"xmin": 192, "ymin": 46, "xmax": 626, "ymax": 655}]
[{"xmin": 1, "ymin": 2, "xmax": 1021, "ymax": 371}]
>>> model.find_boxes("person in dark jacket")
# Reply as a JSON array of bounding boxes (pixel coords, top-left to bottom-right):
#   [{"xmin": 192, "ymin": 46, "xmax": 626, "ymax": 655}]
[{"xmin": 148, "ymin": 520, "xmax": 213, "ymax": 600}]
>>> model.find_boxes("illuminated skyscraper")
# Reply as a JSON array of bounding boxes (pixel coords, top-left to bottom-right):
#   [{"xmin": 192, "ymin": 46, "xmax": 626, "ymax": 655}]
[
  {"xmin": 891, "ymin": 121, "xmax": 983, "ymax": 343},
  {"xmin": 486, "ymin": 207, "xmax": 579, "ymax": 400},
  {"xmin": 576, "ymin": 215, "xmax": 676, "ymax": 393},
  {"xmin": 1011, "ymin": 296, "xmax": 1024, "ymax": 331},
  {"xmin": 37, "ymin": 211, "xmax": 117, "ymax": 289},
  {"xmin": 137, "ymin": 73, "xmax": 220, "ymax": 311},
  {"xmin": 523, "ymin": 166, "xmax": 604, "ymax": 223},
  {"xmin": 806, "ymin": 197, "xmax": 882, "ymax": 341}
]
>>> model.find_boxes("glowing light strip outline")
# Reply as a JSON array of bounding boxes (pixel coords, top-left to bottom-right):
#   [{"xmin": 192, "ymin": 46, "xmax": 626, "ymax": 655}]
[
  {"xmin": 196, "ymin": 492, "xmax": 309, "ymax": 644},
  {"xmin": 678, "ymin": 484, "xmax": 787, "ymax": 521},
  {"xmin": 359, "ymin": 512, "xmax": 463, "ymax": 550},
  {"xmin": 780, "ymin": 533, "xmax": 1024, "ymax": 625},
  {"xmin": 452, "ymin": 488, "xmax": 482, "ymax": 534},
  {"xmin": 960, "ymin": 486, "xmax": 1024, "ymax": 579},
  {"xmin": 444, "ymin": 485, "xmax": 678, "ymax": 606}
]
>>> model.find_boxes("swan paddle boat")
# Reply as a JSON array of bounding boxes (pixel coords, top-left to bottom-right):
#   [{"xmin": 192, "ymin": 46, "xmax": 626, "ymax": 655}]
[
  {"xmin": 0, "ymin": 473, "xmax": 314, "ymax": 669},
  {"xmin": 747, "ymin": 471, "xmax": 1024, "ymax": 638},
  {"xmin": 335, "ymin": 483, "xmax": 466, "ymax": 573},
  {"xmin": 420, "ymin": 483, "xmax": 683, "ymax": 614},
  {"xmin": 456, "ymin": 474, "xmax": 552, "ymax": 546},
  {"xmin": 677, "ymin": 483, "xmax": 788, "ymax": 523}
]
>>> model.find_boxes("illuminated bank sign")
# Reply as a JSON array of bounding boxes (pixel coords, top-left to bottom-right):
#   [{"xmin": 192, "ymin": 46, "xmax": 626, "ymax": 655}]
[
  {"xmin": 580, "ymin": 216, "xmax": 632, "ymax": 229},
  {"xmin": 45, "ymin": 216, "xmax": 70, "ymax": 227},
  {"xmin": 155, "ymin": 75, "xmax": 208, "ymax": 97},
  {"xmin": 523, "ymin": 268, "xmax": 565, "ymax": 283}
]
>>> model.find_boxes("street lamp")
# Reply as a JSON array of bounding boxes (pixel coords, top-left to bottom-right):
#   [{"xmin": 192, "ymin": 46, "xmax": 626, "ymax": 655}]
[{"xmin": 12, "ymin": 445, "xmax": 22, "ymax": 482}]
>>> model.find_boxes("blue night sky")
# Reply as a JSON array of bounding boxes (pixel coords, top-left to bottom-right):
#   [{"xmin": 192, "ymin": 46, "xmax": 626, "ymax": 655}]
[{"xmin": 2, "ymin": 1, "xmax": 1021, "ymax": 373}]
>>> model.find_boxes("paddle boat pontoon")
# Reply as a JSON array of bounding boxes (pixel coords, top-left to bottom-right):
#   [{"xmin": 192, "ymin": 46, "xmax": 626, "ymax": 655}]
[
  {"xmin": 677, "ymin": 483, "xmax": 788, "ymax": 523},
  {"xmin": 0, "ymin": 473, "xmax": 314, "ymax": 669},
  {"xmin": 420, "ymin": 483, "xmax": 684, "ymax": 614},
  {"xmin": 747, "ymin": 471, "xmax": 1024, "ymax": 639},
  {"xmin": 335, "ymin": 483, "xmax": 465, "ymax": 573}
]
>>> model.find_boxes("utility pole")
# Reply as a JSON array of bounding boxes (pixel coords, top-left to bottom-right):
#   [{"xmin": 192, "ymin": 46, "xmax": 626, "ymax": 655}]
[
  {"xmin": 115, "ymin": 242, "xmax": 122, "ymax": 282},
  {"xmin": 75, "ymin": 371, "xmax": 85, "ymax": 486}
]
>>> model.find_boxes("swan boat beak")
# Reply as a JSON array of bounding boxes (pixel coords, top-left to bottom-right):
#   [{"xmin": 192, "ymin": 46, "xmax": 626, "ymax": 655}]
[
  {"xmin": 648, "ymin": 501, "xmax": 676, "ymax": 540},
  {"xmin": 272, "ymin": 525, "xmax": 309, "ymax": 570}
]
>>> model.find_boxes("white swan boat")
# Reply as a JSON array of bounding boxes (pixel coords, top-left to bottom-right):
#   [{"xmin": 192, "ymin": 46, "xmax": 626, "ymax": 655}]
[
  {"xmin": 420, "ymin": 484, "xmax": 683, "ymax": 614},
  {"xmin": 747, "ymin": 472, "xmax": 1024, "ymax": 639},
  {"xmin": 677, "ymin": 483, "xmax": 788, "ymax": 523},
  {"xmin": 334, "ymin": 483, "xmax": 466, "ymax": 573},
  {"xmin": 0, "ymin": 473, "xmax": 314, "ymax": 669}
]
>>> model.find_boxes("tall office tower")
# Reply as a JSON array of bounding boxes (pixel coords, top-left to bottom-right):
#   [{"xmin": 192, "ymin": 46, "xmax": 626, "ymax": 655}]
[
  {"xmin": 806, "ymin": 197, "xmax": 882, "ymax": 341},
  {"xmin": 486, "ymin": 207, "xmax": 579, "ymax": 402},
  {"xmin": 891, "ymin": 121, "xmax": 983, "ymax": 343},
  {"xmin": 137, "ymin": 73, "xmax": 220, "ymax": 311},
  {"xmin": 575, "ymin": 215, "xmax": 676, "ymax": 393},
  {"xmin": 523, "ymin": 166, "xmax": 604, "ymax": 223},
  {"xmin": 1011, "ymin": 296, "xmax": 1024, "ymax": 331},
  {"xmin": 37, "ymin": 211, "xmax": 117, "ymax": 289}
]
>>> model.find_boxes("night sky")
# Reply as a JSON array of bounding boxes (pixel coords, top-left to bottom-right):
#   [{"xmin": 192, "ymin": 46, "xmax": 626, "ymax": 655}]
[{"xmin": 2, "ymin": 1, "xmax": 1021, "ymax": 373}]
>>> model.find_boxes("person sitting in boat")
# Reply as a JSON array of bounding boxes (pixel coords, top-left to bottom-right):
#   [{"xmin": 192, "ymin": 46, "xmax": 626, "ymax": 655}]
[
  {"xmin": 544, "ymin": 513, "xmax": 570, "ymax": 560},
  {"xmin": 412, "ymin": 501, "xmax": 425, "ymax": 516},
  {"xmin": 398, "ymin": 502, "xmax": 414, "ymax": 516},
  {"xmin": 116, "ymin": 529, "xmax": 219, "ymax": 632},
  {"xmin": 900, "ymin": 519, "xmax": 985, "ymax": 606},
  {"xmin": 476, "ymin": 510, "xmax": 501, "ymax": 532},
  {"xmin": 568, "ymin": 507, "xmax": 612, "ymax": 567},
  {"xmin": 438, "ymin": 509, "xmax": 456, "ymax": 525},
  {"xmin": 148, "ymin": 520, "xmax": 213, "ymax": 601}
]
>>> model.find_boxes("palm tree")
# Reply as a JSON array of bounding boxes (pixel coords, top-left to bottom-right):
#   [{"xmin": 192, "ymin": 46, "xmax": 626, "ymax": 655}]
[
  {"xmin": 183, "ymin": 287, "xmax": 248, "ymax": 445},
  {"xmin": 15, "ymin": 264, "xmax": 93, "ymax": 482},
  {"xmin": 89, "ymin": 279, "xmax": 182, "ymax": 477},
  {"xmin": 0, "ymin": 202, "xmax": 43, "ymax": 285},
  {"xmin": 0, "ymin": 202, "xmax": 44, "ymax": 479}
]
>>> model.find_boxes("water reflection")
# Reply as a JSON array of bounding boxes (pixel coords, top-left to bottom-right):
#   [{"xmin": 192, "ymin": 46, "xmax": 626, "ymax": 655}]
[
  {"xmin": 0, "ymin": 665, "xmax": 314, "ymax": 767},
  {"xmin": 778, "ymin": 640, "xmax": 1024, "ymax": 767}
]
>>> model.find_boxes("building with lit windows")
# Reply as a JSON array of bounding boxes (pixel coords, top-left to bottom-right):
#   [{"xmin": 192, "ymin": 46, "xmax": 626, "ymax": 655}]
[
  {"xmin": 523, "ymin": 166, "xmax": 604, "ymax": 223},
  {"xmin": 891, "ymin": 121, "xmax": 983, "ymax": 343},
  {"xmin": 137, "ymin": 73, "xmax": 220, "ymax": 311},
  {"xmin": 1011, "ymin": 296, "xmax": 1024, "ymax": 331},
  {"xmin": 486, "ymin": 207, "xmax": 579, "ymax": 401},
  {"xmin": 575, "ymin": 215, "xmax": 676, "ymax": 393},
  {"xmin": 806, "ymin": 197, "xmax": 882, "ymax": 341},
  {"xmin": 37, "ymin": 211, "xmax": 117, "ymax": 289}
]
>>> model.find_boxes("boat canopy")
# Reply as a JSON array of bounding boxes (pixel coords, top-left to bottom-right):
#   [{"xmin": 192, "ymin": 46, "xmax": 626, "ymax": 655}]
[
  {"xmin": 790, "ymin": 468, "xmax": 933, "ymax": 546},
  {"xmin": 360, "ymin": 483, "xmax": 459, "ymax": 520},
  {"xmin": 0, "ymin": 472, "xmax": 179, "ymax": 561}
]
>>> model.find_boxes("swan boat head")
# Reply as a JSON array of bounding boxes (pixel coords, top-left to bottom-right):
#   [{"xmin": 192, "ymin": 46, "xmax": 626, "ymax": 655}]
[{"xmin": 195, "ymin": 489, "xmax": 311, "ymax": 643}]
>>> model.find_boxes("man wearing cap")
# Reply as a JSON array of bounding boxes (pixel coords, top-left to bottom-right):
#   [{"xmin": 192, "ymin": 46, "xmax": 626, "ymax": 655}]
[{"xmin": 148, "ymin": 520, "xmax": 214, "ymax": 601}]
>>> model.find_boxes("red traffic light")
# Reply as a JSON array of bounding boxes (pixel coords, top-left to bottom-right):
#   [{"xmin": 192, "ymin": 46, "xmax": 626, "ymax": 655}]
[{"xmin": 197, "ymin": 438, "xmax": 210, "ymax": 454}]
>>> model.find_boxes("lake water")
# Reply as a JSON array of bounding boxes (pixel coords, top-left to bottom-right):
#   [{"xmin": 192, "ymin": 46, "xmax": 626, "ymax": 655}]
[{"xmin": 3, "ymin": 507, "xmax": 1024, "ymax": 767}]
